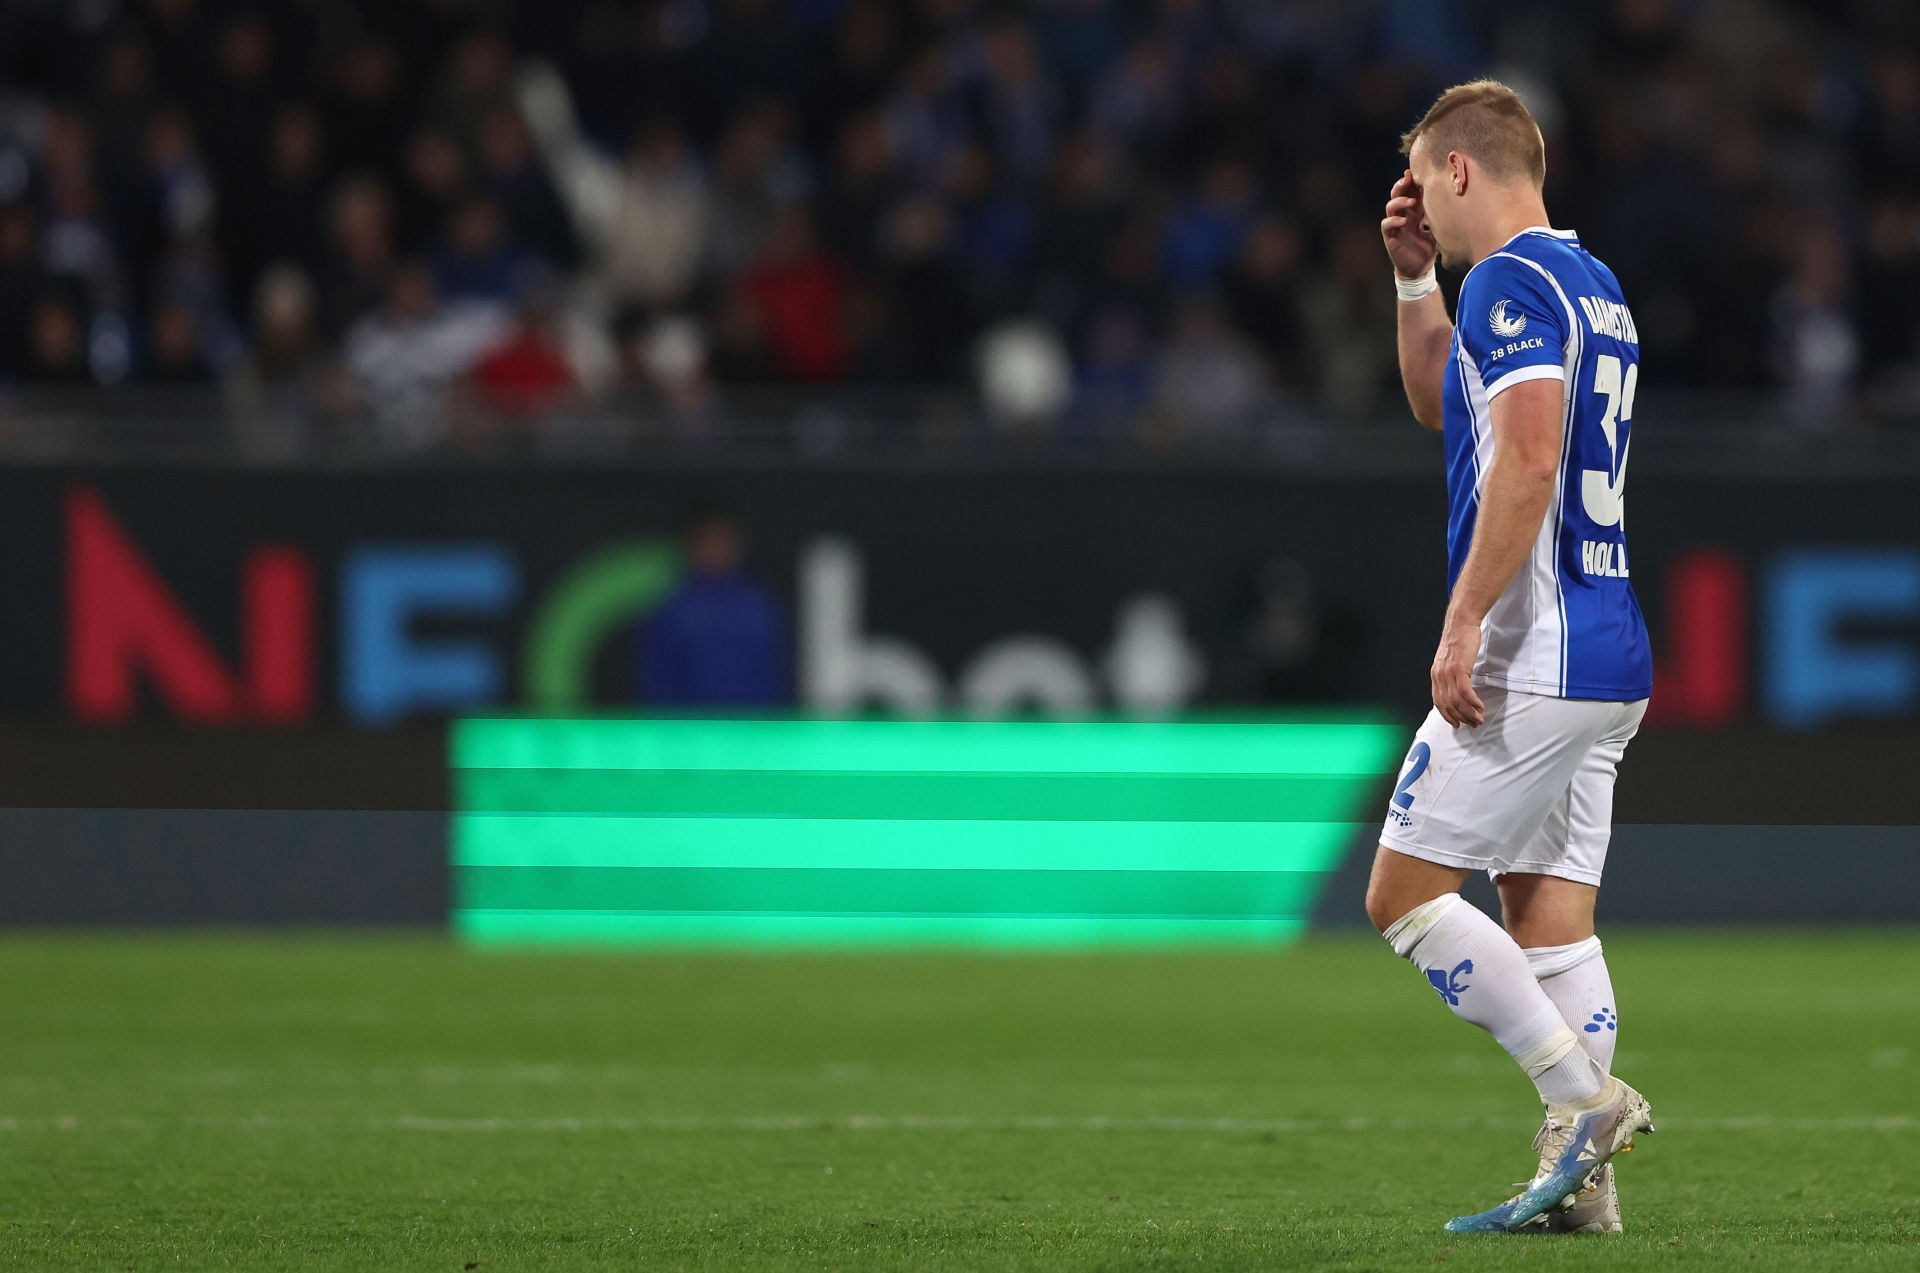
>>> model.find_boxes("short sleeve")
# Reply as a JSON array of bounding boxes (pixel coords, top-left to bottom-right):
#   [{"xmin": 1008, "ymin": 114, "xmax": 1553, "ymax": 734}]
[{"xmin": 1457, "ymin": 254, "xmax": 1568, "ymax": 399}]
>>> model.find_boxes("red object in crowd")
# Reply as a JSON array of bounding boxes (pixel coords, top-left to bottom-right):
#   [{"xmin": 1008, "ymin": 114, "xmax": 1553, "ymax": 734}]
[
  {"xmin": 472, "ymin": 327, "xmax": 574, "ymax": 417},
  {"xmin": 743, "ymin": 258, "xmax": 849, "ymax": 382}
]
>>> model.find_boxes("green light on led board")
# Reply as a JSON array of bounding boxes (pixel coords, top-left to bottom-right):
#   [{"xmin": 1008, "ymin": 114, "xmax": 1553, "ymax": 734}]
[{"xmin": 450, "ymin": 715, "xmax": 1402, "ymax": 950}]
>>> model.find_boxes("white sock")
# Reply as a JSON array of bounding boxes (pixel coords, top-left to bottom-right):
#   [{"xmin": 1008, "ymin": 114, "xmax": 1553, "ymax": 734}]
[
  {"xmin": 1384, "ymin": 895, "xmax": 1605, "ymax": 1108},
  {"xmin": 1526, "ymin": 936, "xmax": 1618, "ymax": 1073}
]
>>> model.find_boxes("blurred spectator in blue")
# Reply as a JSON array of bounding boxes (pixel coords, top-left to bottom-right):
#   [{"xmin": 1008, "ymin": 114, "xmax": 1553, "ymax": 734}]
[
  {"xmin": 944, "ymin": 144, "xmax": 1032, "ymax": 284},
  {"xmin": 431, "ymin": 197, "xmax": 528, "ymax": 304},
  {"xmin": 969, "ymin": 18, "xmax": 1063, "ymax": 182},
  {"xmin": 1091, "ymin": 36, "xmax": 1182, "ymax": 155},
  {"xmin": 885, "ymin": 45, "xmax": 962, "ymax": 184},
  {"xmin": 639, "ymin": 509, "xmax": 792, "ymax": 708},
  {"xmin": 1163, "ymin": 157, "xmax": 1258, "ymax": 288},
  {"xmin": 475, "ymin": 106, "xmax": 581, "ymax": 270}
]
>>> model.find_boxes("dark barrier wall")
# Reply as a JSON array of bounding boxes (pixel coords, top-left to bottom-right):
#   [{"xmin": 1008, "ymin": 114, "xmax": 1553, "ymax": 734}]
[
  {"xmin": 3, "ymin": 806, "xmax": 1913, "ymax": 928},
  {"xmin": 4, "ymin": 462, "xmax": 1917, "ymax": 732},
  {"xmin": 2, "ymin": 723, "xmax": 1912, "ymax": 926}
]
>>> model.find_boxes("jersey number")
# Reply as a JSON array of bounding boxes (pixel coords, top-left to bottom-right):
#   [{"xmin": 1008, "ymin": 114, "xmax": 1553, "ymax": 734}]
[
  {"xmin": 1392, "ymin": 742, "xmax": 1431, "ymax": 810},
  {"xmin": 1580, "ymin": 353, "xmax": 1636, "ymax": 528}
]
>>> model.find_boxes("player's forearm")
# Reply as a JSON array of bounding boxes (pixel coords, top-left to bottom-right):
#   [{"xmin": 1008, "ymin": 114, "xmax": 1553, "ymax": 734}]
[
  {"xmin": 1445, "ymin": 453, "xmax": 1555, "ymax": 630},
  {"xmin": 1395, "ymin": 292, "xmax": 1452, "ymax": 431}
]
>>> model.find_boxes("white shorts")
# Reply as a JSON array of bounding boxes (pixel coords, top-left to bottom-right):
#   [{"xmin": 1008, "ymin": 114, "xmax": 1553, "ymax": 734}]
[{"xmin": 1379, "ymin": 687, "xmax": 1648, "ymax": 886}]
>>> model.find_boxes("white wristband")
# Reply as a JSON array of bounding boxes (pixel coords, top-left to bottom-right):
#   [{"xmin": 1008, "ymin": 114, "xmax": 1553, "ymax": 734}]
[{"xmin": 1395, "ymin": 266, "xmax": 1438, "ymax": 301}]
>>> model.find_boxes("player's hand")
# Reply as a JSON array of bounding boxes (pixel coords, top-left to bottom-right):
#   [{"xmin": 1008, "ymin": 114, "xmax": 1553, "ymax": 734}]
[
  {"xmin": 1381, "ymin": 170, "xmax": 1437, "ymax": 281},
  {"xmin": 1430, "ymin": 618, "xmax": 1485, "ymax": 728}
]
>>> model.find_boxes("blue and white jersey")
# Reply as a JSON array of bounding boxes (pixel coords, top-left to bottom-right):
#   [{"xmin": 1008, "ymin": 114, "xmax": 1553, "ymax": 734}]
[{"xmin": 1441, "ymin": 227, "xmax": 1652, "ymax": 702}]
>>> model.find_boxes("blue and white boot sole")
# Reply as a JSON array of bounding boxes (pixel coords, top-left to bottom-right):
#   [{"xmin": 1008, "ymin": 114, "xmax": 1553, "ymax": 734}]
[{"xmin": 1445, "ymin": 1097, "xmax": 1654, "ymax": 1234}]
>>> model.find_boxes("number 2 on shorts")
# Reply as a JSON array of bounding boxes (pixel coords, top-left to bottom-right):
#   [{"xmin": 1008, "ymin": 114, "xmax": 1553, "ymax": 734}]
[{"xmin": 1393, "ymin": 742, "xmax": 1432, "ymax": 810}]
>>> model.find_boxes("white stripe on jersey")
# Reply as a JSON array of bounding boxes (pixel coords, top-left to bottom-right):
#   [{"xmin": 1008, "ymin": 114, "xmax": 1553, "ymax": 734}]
[
  {"xmin": 1467, "ymin": 250, "xmax": 1585, "ymax": 697},
  {"xmin": 1457, "ymin": 350, "xmax": 1559, "ymax": 693},
  {"xmin": 1455, "ymin": 340, "xmax": 1494, "ymax": 498},
  {"xmin": 1493, "ymin": 253, "xmax": 1586, "ymax": 693},
  {"xmin": 1483, "ymin": 364, "xmax": 1565, "ymax": 393}
]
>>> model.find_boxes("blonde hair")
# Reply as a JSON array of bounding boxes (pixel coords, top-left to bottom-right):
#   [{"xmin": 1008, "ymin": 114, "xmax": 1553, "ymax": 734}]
[{"xmin": 1399, "ymin": 80, "xmax": 1546, "ymax": 188}]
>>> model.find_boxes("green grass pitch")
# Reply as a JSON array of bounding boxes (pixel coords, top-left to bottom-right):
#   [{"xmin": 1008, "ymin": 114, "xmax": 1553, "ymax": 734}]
[{"xmin": 2, "ymin": 929, "xmax": 1915, "ymax": 1270}]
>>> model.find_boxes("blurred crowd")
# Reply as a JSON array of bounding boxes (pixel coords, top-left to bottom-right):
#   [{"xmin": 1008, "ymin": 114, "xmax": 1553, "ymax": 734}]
[{"xmin": 2, "ymin": 0, "xmax": 1920, "ymax": 451}]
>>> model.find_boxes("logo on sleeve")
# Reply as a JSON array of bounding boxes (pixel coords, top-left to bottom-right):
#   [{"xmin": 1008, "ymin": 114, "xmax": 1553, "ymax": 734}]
[{"xmin": 1489, "ymin": 300, "xmax": 1527, "ymax": 339}]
